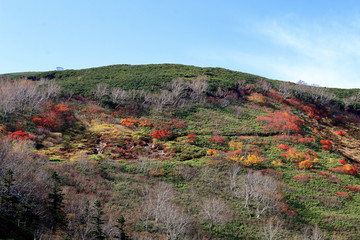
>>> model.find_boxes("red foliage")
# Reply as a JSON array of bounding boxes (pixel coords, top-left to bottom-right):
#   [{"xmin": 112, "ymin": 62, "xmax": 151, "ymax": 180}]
[
  {"xmin": 33, "ymin": 104, "xmax": 74, "ymax": 130},
  {"xmin": 297, "ymin": 135, "xmax": 315, "ymax": 144},
  {"xmin": 343, "ymin": 164, "xmax": 358, "ymax": 176},
  {"xmin": 320, "ymin": 139, "xmax": 333, "ymax": 150},
  {"xmin": 293, "ymin": 174, "xmax": 317, "ymax": 182},
  {"xmin": 256, "ymin": 111, "xmax": 303, "ymax": 134},
  {"xmin": 120, "ymin": 118, "xmax": 139, "ymax": 127},
  {"xmin": 335, "ymin": 192, "xmax": 351, "ymax": 198},
  {"xmin": 346, "ymin": 186, "xmax": 360, "ymax": 193},
  {"xmin": 277, "ymin": 201, "xmax": 297, "ymax": 216},
  {"xmin": 277, "ymin": 144, "xmax": 290, "ymax": 151},
  {"xmin": 152, "ymin": 129, "xmax": 171, "ymax": 140},
  {"xmin": 187, "ymin": 134, "xmax": 197, "ymax": 141},
  {"xmin": 329, "ymin": 165, "xmax": 358, "ymax": 176},
  {"xmin": 317, "ymin": 171, "xmax": 342, "ymax": 184},
  {"xmin": 339, "ymin": 159, "xmax": 347, "ymax": 165},
  {"xmin": 336, "ymin": 130, "xmax": 346, "ymax": 136},
  {"xmin": 7, "ymin": 131, "xmax": 36, "ymax": 140},
  {"xmin": 209, "ymin": 136, "xmax": 226, "ymax": 144},
  {"xmin": 152, "ymin": 118, "xmax": 186, "ymax": 131},
  {"xmin": 32, "ymin": 117, "xmax": 58, "ymax": 129},
  {"xmin": 52, "ymin": 104, "xmax": 69, "ymax": 112},
  {"xmin": 259, "ymin": 169, "xmax": 283, "ymax": 179}
]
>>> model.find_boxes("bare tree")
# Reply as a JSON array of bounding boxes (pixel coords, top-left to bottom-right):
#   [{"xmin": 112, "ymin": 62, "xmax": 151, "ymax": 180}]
[
  {"xmin": 153, "ymin": 90, "xmax": 175, "ymax": 111},
  {"xmin": 262, "ymin": 217, "xmax": 283, "ymax": 240},
  {"xmin": 303, "ymin": 224, "xmax": 326, "ymax": 240},
  {"xmin": 187, "ymin": 76, "xmax": 209, "ymax": 102},
  {"xmin": 229, "ymin": 164, "xmax": 241, "ymax": 193},
  {"xmin": 110, "ymin": 87, "xmax": 129, "ymax": 105},
  {"xmin": 277, "ymin": 82, "xmax": 293, "ymax": 98},
  {"xmin": 167, "ymin": 78, "xmax": 187, "ymax": 99},
  {"xmin": 94, "ymin": 83, "xmax": 109, "ymax": 104},
  {"xmin": 142, "ymin": 182, "xmax": 191, "ymax": 239},
  {"xmin": 199, "ymin": 197, "xmax": 231, "ymax": 230},
  {"xmin": 64, "ymin": 194, "xmax": 96, "ymax": 240},
  {"xmin": 160, "ymin": 202, "xmax": 191, "ymax": 240},
  {"xmin": 256, "ymin": 78, "xmax": 272, "ymax": 93},
  {"xmin": 234, "ymin": 171, "xmax": 280, "ymax": 218},
  {"xmin": 142, "ymin": 182, "xmax": 175, "ymax": 222}
]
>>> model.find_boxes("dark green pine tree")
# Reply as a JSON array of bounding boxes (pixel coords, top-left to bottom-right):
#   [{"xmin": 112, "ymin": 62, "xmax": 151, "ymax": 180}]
[
  {"xmin": 48, "ymin": 171, "xmax": 65, "ymax": 227},
  {"xmin": 115, "ymin": 215, "xmax": 129, "ymax": 240},
  {"xmin": 92, "ymin": 200, "xmax": 105, "ymax": 240},
  {"xmin": 0, "ymin": 169, "xmax": 19, "ymax": 216}
]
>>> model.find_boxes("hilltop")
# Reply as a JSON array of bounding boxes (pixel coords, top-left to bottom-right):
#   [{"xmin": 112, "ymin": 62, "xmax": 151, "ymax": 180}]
[{"xmin": 1, "ymin": 64, "xmax": 360, "ymax": 239}]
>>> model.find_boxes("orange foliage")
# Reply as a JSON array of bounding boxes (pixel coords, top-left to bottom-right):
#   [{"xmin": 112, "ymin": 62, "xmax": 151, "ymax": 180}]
[
  {"xmin": 297, "ymin": 135, "xmax": 315, "ymax": 144},
  {"xmin": 52, "ymin": 104, "xmax": 69, "ymax": 112},
  {"xmin": 277, "ymin": 144, "xmax": 290, "ymax": 151},
  {"xmin": 7, "ymin": 131, "xmax": 36, "ymax": 140},
  {"xmin": 120, "ymin": 118, "xmax": 139, "ymax": 127},
  {"xmin": 256, "ymin": 111, "xmax": 303, "ymax": 134},
  {"xmin": 320, "ymin": 139, "xmax": 333, "ymax": 150},
  {"xmin": 248, "ymin": 93, "xmax": 265, "ymax": 103},
  {"xmin": 32, "ymin": 117, "xmax": 58, "ymax": 129},
  {"xmin": 335, "ymin": 192, "xmax": 351, "ymax": 198},
  {"xmin": 152, "ymin": 129, "xmax": 171, "ymax": 140},
  {"xmin": 138, "ymin": 119, "xmax": 152, "ymax": 127},
  {"xmin": 336, "ymin": 130, "xmax": 346, "ymax": 136}
]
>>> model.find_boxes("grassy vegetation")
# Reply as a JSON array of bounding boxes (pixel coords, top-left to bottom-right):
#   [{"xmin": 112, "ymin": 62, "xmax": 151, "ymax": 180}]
[{"xmin": 1, "ymin": 64, "xmax": 360, "ymax": 239}]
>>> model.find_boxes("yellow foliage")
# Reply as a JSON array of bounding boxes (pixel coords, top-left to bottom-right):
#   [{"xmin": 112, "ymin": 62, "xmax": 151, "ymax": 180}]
[
  {"xmin": 149, "ymin": 168, "xmax": 165, "ymax": 176},
  {"xmin": 344, "ymin": 164, "xmax": 352, "ymax": 171},
  {"xmin": 329, "ymin": 158, "xmax": 335, "ymax": 163},
  {"xmin": 228, "ymin": 140, "xmax": 243, "ymax": 151},
  {"xmin": 207, "ymin": 149, "xmax": 219, "ymax": 156},
  {"xmin": 229, "ymin": 155, "xmax": 244, "ymax": 163},
  {"xmin": 243, "ymin": 154, "xmax": 264, "ymax": 166},
  {"xmin": 285, "ymin": 148, "xmax": 305, "ymax": 162},
  {"xmin": 272, "ymin": 159, "xmax": 283, "ymax": 167},
  {"xmin": 229, "ymin": 154, "xmax": 263, "ymax": 166},
  {"xmin": 248, "ymin": 93, "xmax": 265, "ymax": 103},
  {"xmin": 299, "ymin": 160, "xmax": 313, "ymax": 169}
]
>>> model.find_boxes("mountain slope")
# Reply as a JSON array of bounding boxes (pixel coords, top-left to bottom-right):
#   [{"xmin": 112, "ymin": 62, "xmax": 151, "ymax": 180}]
[{"xmin": 1, "ymin": 64, "xmax": 360, "ymax": 239}]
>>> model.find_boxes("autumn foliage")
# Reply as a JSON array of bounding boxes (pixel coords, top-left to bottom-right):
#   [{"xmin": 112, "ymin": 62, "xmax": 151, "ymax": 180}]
[
  {"xmin": 346, "ymin": 186, "xmax": 360, "ymax": 193},
  {"xmin": 209, "ymin": 136, "xmax": 226, "ymax": 144},
  {"xmin": 335, "ymin": 192, "xmax": 351, "ymax": 198},
  {"xmin": 320, "ymin": 140, "xmax": 333, "ymax": 150},
  {"xmin": 277, "ymin": 144, "xmax": 290, "ymax": 151},
  {"xmin": 152, "ymin": 129, "xmax": 171, "ymax": 140},
  {"xmin": 7, "ymin": 131, "xmax": 36, "ymax": 140},
  {"xmin": 256, "ymin": 111, "xmax": 303, "ymax": 134},
  {"xmin": 339, "ymin": 159, "xmax": 347, "ymax": 165},
  {"xmin": 120, "ymin": 118, "xmax": 139, "ymax": 127},
  {"xmin": 336, "ymin": 130, "xmax": 346, "ymax": 136},
  {"xmin": 32, "ymin": 104, "xmax": 73, "ymax": 130}
]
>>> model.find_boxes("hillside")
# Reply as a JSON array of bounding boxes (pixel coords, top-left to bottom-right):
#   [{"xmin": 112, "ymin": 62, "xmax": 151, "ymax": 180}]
[{"xmin": 1, "ymin": 64, "xmax": 360, "ymax": 239}]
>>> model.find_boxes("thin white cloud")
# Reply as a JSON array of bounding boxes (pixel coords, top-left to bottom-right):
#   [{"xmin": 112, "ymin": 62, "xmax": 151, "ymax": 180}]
[{"xmin": 254, "ymin": 19, "xmax": 360, "ymax": 88}]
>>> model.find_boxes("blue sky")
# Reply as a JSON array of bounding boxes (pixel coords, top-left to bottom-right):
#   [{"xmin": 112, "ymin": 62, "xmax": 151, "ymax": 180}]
[{"xmin": 1, "ymin": 0, "xmax": 360, "ymax": 88}]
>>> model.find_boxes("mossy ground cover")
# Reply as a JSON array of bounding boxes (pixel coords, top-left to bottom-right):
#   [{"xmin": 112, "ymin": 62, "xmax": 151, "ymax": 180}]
[{"xmin": 2, "ymin": 64, "xmax": 360, "ymax": 239}]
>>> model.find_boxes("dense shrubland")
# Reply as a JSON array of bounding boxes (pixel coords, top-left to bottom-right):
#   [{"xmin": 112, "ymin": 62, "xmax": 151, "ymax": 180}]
[{"xmin": 1, "ymin": 64, "xmax": 360, "ymax": 239}]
